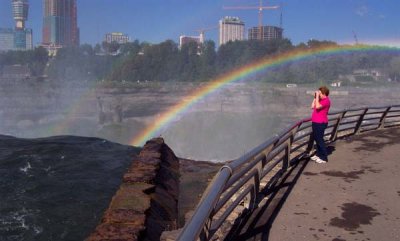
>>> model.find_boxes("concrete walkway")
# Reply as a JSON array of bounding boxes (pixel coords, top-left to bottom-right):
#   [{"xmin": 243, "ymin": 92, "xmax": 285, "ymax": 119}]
[{"xmin": 229, "ymin": 127, "xmax": 400, "ymax": 241}]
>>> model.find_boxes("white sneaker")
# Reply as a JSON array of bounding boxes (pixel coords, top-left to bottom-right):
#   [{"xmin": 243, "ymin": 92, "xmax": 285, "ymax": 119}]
[
  {"xmin": 315, "ymin": 158, "xmax": 327, "ymax": 164},
  {"xmin": 310, "ymin": 155, "xmax": 319, "ymax": 161}
]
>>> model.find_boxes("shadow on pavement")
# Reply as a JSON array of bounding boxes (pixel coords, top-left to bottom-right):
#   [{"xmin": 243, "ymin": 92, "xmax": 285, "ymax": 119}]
[{"xmin": 225, "ymin": 157, "xmax": 311, "ymax": 241}]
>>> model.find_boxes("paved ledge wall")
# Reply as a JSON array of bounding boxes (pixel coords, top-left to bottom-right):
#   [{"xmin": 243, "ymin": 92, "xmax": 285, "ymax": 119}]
[{"xmin": 86, "ymin": 138, "xmax": 180, "ymax": 241}]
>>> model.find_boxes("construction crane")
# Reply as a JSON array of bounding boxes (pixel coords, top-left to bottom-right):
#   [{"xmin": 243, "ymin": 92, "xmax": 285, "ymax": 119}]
[
  {"xmin": 195, "ymin": 26, "xmax": 218, "ymax": 43},
  {"xmin": 352, "ymin": 30, "xmax": 359, "ymax": 45},
  {"xmin": 279, "ymin": 2, "xmax": 284, "ymax": 29},
  {"xmin": 223, "ymin": 0, "xmax": 280, "ymax": 40}
]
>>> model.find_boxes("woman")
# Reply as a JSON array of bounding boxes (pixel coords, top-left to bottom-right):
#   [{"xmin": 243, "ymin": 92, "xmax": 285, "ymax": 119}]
[{"xmin": 310, "ymin": 86, "xmax": 331, "ymax": 163}]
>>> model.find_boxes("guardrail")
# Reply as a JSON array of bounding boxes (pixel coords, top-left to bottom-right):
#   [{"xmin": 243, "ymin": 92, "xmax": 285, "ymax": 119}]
[{"xmin": 177, "ymin": 104, "xmax": 400, "ymax": 241}]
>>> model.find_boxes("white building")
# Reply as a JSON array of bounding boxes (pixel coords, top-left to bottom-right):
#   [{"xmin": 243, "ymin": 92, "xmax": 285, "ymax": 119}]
[
  {"xmin": 104, "ymin": 32, "xmax": 130, "ymax": 44},
  {"xmin": 219, "ymin": 16, "xmax": 245, "ymax": 46}
]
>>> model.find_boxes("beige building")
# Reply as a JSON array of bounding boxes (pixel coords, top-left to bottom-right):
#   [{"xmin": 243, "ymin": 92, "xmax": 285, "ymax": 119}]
[
  {"xmin": 219, "ymin": 16, "xmax": 245, "ymax": 46},
  {"xmin": 104, "ymin": 32, "xmax": 130, "ymax": 44}
]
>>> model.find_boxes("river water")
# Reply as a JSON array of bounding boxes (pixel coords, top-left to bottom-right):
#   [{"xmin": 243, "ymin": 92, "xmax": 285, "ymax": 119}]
[{"xmin": 0, "ymin": 134, "xmax": 139, "ymax": 241}]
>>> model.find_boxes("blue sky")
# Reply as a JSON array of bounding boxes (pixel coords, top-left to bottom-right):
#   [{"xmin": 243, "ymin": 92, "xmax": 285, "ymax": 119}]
[{"xmin": 1, "ymin": 0, "xmax": 399, "ymax": 47}]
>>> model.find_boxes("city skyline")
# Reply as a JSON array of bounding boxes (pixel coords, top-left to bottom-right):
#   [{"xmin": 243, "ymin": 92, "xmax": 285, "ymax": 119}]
[{"xmin": 0, "ymin": 0, "xmax": 400, "ymax": 47}]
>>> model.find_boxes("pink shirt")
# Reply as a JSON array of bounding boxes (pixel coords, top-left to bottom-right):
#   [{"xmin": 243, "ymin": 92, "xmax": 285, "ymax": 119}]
[{"xmin": 311, "ymin": 97, "xmax": 331, "ymax": 123}]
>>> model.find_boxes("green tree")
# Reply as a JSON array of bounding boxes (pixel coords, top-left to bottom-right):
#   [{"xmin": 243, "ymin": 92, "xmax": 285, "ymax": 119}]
[
  {"xmin": 102, "ymin": 41, "xmax": 120, "ymax": 54},
  {"xmin": 198, "ymin": 40, "xmax": 217, "ymax": 80},
  {"xmin": 179, "ymin": 41, "xmax": 201, "ymax": 81},
  {"xmin": 119, "ymin": 40, "xmax": 141, "ymax": 56}
]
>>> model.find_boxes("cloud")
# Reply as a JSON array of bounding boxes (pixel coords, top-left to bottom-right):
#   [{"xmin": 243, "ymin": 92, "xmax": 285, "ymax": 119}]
[
  {"xmin": 355, "ymin": 5, "xmax": 386, "ymax": 20},
  {"xmin": 355, "ymin": 5, "xmax": 368, "ymax": 17},
  {"xmin": 378, "ymin": 14, "xmax": 386, "ymax": 19}
]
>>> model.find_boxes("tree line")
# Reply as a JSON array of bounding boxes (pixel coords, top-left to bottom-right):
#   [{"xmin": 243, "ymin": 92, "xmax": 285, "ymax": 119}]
[
  {"xmin": 1, "ymin": 39, "xmax": 400, "ymax": 83},
  {"xmin": 0, "ymin": 47, "xmax": 48, "ymax": 77}
]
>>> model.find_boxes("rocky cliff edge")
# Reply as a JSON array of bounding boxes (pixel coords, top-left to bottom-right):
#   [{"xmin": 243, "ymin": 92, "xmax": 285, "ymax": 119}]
[{"xmin": 86, "ymin": 137, "xmax": 179, "ymax": 241}]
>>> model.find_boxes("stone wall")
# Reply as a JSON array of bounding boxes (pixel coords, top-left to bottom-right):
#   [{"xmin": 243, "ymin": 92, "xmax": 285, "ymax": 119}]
[{"xmin": 86, "ymin": 137, "xmax": 180, "ymax": 241}]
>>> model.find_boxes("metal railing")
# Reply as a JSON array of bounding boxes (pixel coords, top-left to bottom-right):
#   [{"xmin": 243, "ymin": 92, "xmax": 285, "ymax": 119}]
[{"xmin": 177, "ymin": 104, "xmax": 400, "ymax": 241}]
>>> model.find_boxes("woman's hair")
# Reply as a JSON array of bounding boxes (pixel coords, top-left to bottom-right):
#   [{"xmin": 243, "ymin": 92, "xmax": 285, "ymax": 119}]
[{"xmin": 319, "ymin": 86, "xmax": 330, "ymax": 96}]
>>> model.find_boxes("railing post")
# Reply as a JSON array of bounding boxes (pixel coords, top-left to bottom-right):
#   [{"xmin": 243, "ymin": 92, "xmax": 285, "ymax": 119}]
[
  {"xmin": 306, "ymin": 128, "xmax": 314, "ymax": 154},
  {"xmin": 283, "ymin": 143, "xmax": 290, "ymax": 172},
  {"xmin": 283, "ymin": 128, "xmax": 297, "ymax": 170},
  {"xmin": 330, "ymin": 111, "xmax": 346, "ymax": 141},
  {"xmin": 354, "ymin": 108, "xmax": 368, "ymax": 134},
  {"xmin": 248, "ymin": 172, "xmax": 260, "ymax": 211},
  {"xmin": 378, "ymin": 107, "xmax": 391, "ymax": 129}
]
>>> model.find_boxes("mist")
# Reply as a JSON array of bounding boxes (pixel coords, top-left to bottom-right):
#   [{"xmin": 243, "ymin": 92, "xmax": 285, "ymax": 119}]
[{"xmin": 1, "ymin": 76, "xmax": 398, "ymax": 162}]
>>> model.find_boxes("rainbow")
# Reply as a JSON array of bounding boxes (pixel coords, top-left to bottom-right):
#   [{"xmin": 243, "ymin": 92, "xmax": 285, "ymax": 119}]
[
  {"xmin": 47, "ymin": 81, "xmax": 98, "ymax": 136},
  {"xmin": 130, "ymin": 44, "xmax": 399, "ymax": 146}
]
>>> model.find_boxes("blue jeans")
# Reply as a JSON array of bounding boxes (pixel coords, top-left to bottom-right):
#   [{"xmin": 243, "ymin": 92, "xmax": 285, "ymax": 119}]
[{"xmin": 312, "ymin": 122, "xmax": 328, "ymax": 161}]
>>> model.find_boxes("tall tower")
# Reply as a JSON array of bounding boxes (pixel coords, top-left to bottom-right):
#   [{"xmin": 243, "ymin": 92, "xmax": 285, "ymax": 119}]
[
  {"xmin": 219, "ymin": 16, "xmax": 245, "ymax": 46},
  {"xmin": 11, "ymin": 0, "xmax": 32, "ymax": 50},
  {"xmin": 42, "ymin": 0, "xmax": 79, "ymax": 49},
  {"xmin": 12, "ymin": 0, "xmax": 29, "ymax": 29}
]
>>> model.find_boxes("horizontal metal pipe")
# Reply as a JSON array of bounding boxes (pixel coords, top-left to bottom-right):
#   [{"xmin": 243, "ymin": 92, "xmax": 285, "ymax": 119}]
[
  {"xmin": 386, "ymin": 114, "xmax": 400, "ymax": 118},
  {"xmin": 229, "ymin": 136, "xmax": 278, "ymax": 171},
  {"xmin": 339, "ymin": 120, "xmax": 358, "ymax": 125},
  {"xmin": 267, "ymin": 143, "xmax": 288, "ymax": 161},
  {"xmin": 360, "ymin": 126, "xmax": 379, "ymax": 132},
  {"xmin": 367, "ymin": 105, "xmax": 394, "ymax": 110},
  {"xmin": 293, "ymin": 132, "xmax": 311, "ymax": 142},
  {"xmin": 329, "ymin": 107, "xmax": 364, "ymax": 115},
  {"xmin": 384, "ymin": 122, "xmax": 400, "ymax": 127},
  {"xmin": 275, "ymin": 134, "xmax": 291, "ymax": 148},
  {"xmin": 384, "ymin": 120, "xmax": 400, "ymax": 124},
  {"xmin": 343, "ymin": 113, "xmax": 363, "ymax": 118},
  {"xmin": 326, "ymin": 122, "xmax": 336, "ymax": 129},
  {"xmin": 337, "ymin": 126, "xmax": 356, "ymax": 133},
  {"xmin": 210, "ymin": 185, "xmax": 254, "ymax": 235},
  {"xmin": 363, "ymin": 116, "xmax": 382, "ymax": 121},
  {"xmin": 261, "ymin": 157, "xmax": 283, "ymax": 179},
  {"xmin": 298, "ymin": 122, "xmax": 312, "ymax": 131},
  {"xmin": 361, "ymin": 122, "xmax": 380, "ymax": 127},
  {"xmin": 275, "ymin": 119, "xmax": 308, "ymax": 138},
  {"xmin": 224, "ymin": 154, "xmax": 266, "ymax": 189},
  {"xmin": 366, "ymin": 111, "xmax": 386, "ymax": 115},
  {"xmin": 177, "ymin": 168, "xmax": 231, "ymax": 241},
  {"xmin": 216, "ymin": 168, "xmax": 259, "ymax": 212},
  {"xmin": 291, "ymin": 141, "xmax": 308, "ymax": 153}
]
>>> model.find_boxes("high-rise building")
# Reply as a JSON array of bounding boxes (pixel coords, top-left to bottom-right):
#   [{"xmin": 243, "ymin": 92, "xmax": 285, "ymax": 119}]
[
  {"xmin": 12, "ymin": 0, "xmax": 32, "ymax": 50},
  {"xmin": 219, "ymin": 16, "xmax": 245, "ymax": 46},
  {"xmin": 14, "ymin": 28, "xmax": 32, "ymax": 50},
  {"xmin": 104, "ymin": 32, "xmax": 130, "ymax": 44},
  {"xmin": 248, "ymin": 26, "xmax": 283, "ymax": 41},
  {"xmin": 0, "ymin": 28, "xmax": 15, "ymax": 51},
  {"xmin": 12, "ymin": 0, "xmax": 29, "ymax": 29},
  {"xmin": 0, "ymin": 0, "xmax": 32, "ymax": 51},
  {"xmin": 42, "ymin": 0, "xmax": 79, "ymax": 49}
]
